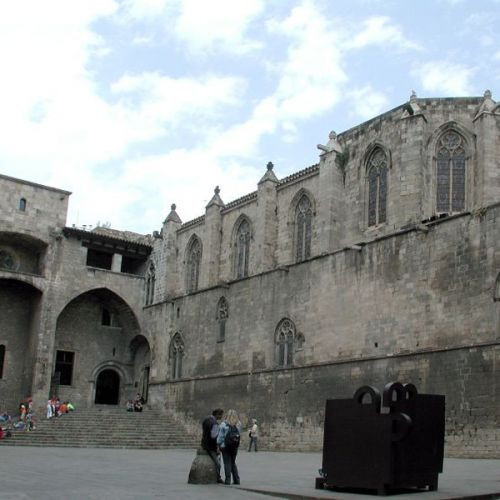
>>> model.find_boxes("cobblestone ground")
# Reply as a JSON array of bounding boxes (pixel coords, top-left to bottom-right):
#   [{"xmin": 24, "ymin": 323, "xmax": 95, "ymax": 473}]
[{"xmin": 0, "ymin": 447, "xmax": 498, "ymax": 499}]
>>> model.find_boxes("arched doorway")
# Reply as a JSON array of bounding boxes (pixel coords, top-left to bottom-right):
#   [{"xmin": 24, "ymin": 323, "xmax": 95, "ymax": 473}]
[{"xmin": 95, "ymin": 369, "xmax": 120, "ymax": 404}]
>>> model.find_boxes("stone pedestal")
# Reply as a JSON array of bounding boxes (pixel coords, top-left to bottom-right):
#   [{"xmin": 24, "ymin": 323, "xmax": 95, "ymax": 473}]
[{"xmin": 187, "ymin": 447, "xmax": 218, "ymax": 484}]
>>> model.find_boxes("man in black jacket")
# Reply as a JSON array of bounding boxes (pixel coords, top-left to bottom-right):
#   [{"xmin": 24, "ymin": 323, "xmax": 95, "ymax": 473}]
[{"xmin": 201, "ymin": 408, "xmax": 224, "ymax": 483}]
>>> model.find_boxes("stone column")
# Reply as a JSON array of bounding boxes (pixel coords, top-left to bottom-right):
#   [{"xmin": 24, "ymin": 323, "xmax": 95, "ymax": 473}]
[
  {"xmin": 317, "ymin": 132, "xmax": 344, "ymax": 252},
  {"xmin": 202, "ymin": 187, "xmax": 224, "ymax": 288},
  {"xmin": 30, "ymin": 292, "xmax": 58, "ymax": 414},
  {"xmin": 399, "ymin": 92, "xmax": 428, "ymax": 222},
  {"xmin": 473, "ymin": 90, "xmax": 500, "ymax": 207},
  {"xmin": 255, "ymin": 162, "xmax": 278, "ymax": 273},
  {"xmin": 162, "ymin": 204, "xmax": 182, "ymax": 298}
]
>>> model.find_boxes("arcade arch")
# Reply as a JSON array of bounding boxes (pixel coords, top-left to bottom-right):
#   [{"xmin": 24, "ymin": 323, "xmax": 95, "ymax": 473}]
[
  {"xmin": 54, "ymin": 288, "xmax": 141, "ymax": 407},
  {"xmin": 0, "ymin": 278, "xmax": 42, "ymax": 411}
]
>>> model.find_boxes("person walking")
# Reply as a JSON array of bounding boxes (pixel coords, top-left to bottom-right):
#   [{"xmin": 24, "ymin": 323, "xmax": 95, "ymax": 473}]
[
  {"xmin": 248, "ymin": 418, "xmax": 258, "ymax": 452},
  {"xmin": 217, "ymin": 409, "xmax": 241, "ymax": 485},
  {"xmin": 201, "ymin": 408, "xmax": 224, "ymax": 483}
]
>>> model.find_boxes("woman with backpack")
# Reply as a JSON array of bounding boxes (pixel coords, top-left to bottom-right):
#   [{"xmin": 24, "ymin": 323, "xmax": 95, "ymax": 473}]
[{"xmin": 217, "ymin": 409, "xmax": 241, "ymax": 485}]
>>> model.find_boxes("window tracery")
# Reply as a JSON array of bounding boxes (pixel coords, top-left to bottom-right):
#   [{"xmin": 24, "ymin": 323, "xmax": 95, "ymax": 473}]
[
  {"xmin": 186, "ymin": 237, "xmax": 201, "ymax": 293},
  {"xmin": 367, "ymin": 148, "xmax": 387, "ymax": 227},
  {"xmin": 235, "ymin": 219, "xmax": 250, "ymax": 278},
  {"xmin": 436, "ymin": 131, "xmax": 466, "ymax": 213},
  {"xmin": 170, "ymin": 333, "xmax": 184, "ymax": 379},
  {"xmin": 216, "ymin": 297, "xmax": 229, "ymax": 342},
  {"xmin": 295, "ymin": 195, "xmax": 312, "ymax": 262},
  {"xmin": 276, "ymin": 318, "xmax": 296, "ymax": 368}
]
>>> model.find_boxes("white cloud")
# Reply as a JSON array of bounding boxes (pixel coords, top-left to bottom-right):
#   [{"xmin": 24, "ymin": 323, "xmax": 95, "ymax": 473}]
[
  {"xmin": 411, "ymin": 61, "xmax": 475, "ymax": 95},
  {"xmin": 121, "ymin": 0, "xmax": 264, "ymax": 54},
  {"xmin": 348, "ymin": 86, "xmax": 389, "ymax": 120},
  {"xmin": 0, "ymin": 0, "xmax": 248, "ymax": 232},
  {"xmin": 120, "ymin": 0, "xmax": 175, "ymax": 21},
  {"xmin": 174, "ymin": 0, "xmax": 264, "ymax": 54},
  {"xmin": 346, "ymin": 16, "xmax": 421, "ymax": 51},
  {"xmin": 209, "ymin": 2, "xmax": 348, "ymax": 157}
]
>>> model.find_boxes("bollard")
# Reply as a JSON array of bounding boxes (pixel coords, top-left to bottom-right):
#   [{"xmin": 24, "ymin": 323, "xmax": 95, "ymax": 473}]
[{"xmin": 187, "ymin": 447, "xmax": 219, "ymax": 484}]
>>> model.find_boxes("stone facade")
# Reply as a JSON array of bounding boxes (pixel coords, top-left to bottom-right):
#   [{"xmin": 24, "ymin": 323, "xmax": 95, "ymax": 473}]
[{"xmin": 1, "ymin": 93, "xmax": 499, "ymax": 457}]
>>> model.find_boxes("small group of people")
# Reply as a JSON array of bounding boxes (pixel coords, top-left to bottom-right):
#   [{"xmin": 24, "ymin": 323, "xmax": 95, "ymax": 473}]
[
  {"xmin": 201, "ymin": 408, "xmax": 259, "ymax": 486},
  {"xmin": 0, "ymin": 411, "xmax": 13, "ymax": 439},
  {"xmin": 126, "ymin": 393, "xmax": 145, "ymax": 412},
  {"xmin": 47, "ymin": 396, "xmax": 75, "ymax": 419},
  {"xmin": 0, "ymin": 397, "xmax": 38, "ymax": 435}
]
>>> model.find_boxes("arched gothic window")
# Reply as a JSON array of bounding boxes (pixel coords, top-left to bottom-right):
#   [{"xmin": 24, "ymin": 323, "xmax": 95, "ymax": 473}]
[
  {"xmin": 0, "ymin": 344, "xmax": 5, "ymax": 379},
  {"xmin": 216, "ymin": 297, "xmax": 229, "ymax": 342},
  {"xmin": 367, "ymin": 149, "xmax": 388, "ymax": 227},
  {"xmin": 186, "ymin": 237, "xmax": 201, "ymax": 293},
  {"xmin": 275, "ymin": 318, "xmax": 296, "ymax": 368},
  {"xmin": 295, "ymin": 195, "xmax": 313, "ymax": 262},
  {"xmin": 19, "ymin": 198, "xmax": 26, "ymax": 211},
  {"xmin": 235, "ymin": 219, "xmax": 251, "ymax": 278},
  {"xmin": 436, "ymin": 131, "xmax": 466, "ymax": 213},
  {"xmin": 170, "ymin": 333, "xmax": 184, "ymax": 380},
  {"xmin": 145, "ymin": 263, "xmax": 155, "ymax": 306}
]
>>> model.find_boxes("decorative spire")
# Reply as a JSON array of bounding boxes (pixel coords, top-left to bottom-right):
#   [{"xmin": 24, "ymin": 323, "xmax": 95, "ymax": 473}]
[
  {"xmin": 258, "ymin": 161, "xmax": 278, "ymax": 184},
  {"xmin": 165, "ymin": 203, "xmax": 182, "ymax": 224},
  {"xmin": 206, "ymin": 185, "xmax": 225, "ymax": 209}
]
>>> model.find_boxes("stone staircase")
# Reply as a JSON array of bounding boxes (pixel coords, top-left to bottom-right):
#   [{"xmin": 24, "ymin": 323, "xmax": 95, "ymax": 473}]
[{"xmin": 0, "ymin": 406, "xmax": 199, "ymax": 449}]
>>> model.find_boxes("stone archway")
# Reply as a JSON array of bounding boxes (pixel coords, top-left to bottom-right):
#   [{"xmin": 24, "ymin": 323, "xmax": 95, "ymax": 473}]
[
  {"xmin": 95, "ymin": 369, "xmax": 120, "ymax": 405},
  {"xmin": 54, "ymin": 287, "xmax": 140, "ymax": 408},
  {"xmin": 0, "ymin": 278, "xmax": 42, "ymax": 413}
]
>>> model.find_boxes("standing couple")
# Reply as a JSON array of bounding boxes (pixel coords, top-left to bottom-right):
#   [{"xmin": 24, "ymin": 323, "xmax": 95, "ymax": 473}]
[{"xmin": 201, "ymin": 408, "xmax": 241, "ymax": 485}]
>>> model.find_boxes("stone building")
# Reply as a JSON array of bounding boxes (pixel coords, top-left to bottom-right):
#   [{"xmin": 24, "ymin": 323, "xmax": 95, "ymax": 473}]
[{"xmin": 1, "ymin": 92, "xmax": 499, "ymax": 457}]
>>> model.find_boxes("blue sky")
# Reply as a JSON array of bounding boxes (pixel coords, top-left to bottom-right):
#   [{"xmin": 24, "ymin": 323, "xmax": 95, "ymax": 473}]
[{"xmin": 1, "ymin": 0, "xmax": 499, "ymax": 234}]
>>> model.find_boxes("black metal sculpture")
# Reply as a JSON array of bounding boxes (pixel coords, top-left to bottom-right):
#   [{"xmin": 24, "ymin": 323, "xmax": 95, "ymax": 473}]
[{"xmin": 316, "ymin": 382, "xmax": 445, "ymax": 495}]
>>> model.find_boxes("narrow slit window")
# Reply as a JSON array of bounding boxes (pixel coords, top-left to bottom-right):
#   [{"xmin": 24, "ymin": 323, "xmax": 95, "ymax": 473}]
[
  {"xmin": 0, "ymin": 345, "xmax": 5, "ymax": 378},
  {"xmin": 367, "ymin": 149, "xmax": 388, "ymax": 227}
]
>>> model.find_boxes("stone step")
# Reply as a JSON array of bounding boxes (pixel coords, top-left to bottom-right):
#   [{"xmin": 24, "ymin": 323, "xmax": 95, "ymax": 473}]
[{"xmin": 0, "ymin": 408, "xmax": 199, "ymax": 449}]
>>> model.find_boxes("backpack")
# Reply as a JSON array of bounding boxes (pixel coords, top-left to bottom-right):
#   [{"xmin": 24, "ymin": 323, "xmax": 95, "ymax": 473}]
[{"xmin": 224, "ymin": 424, "xmax": 240, "ymax": 451}]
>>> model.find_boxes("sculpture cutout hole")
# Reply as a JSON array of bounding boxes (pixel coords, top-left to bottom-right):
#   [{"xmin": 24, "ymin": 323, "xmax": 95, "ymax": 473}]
[{"xmin": 361, "ymin": 392, "xmax": 372, "ymax": 405}]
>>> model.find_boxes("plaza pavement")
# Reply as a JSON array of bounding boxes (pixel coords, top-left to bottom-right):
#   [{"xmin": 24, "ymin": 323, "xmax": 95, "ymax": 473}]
[{"xmin": 0, "ymin": 446, "xmax": 498, "ymax": 500}]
